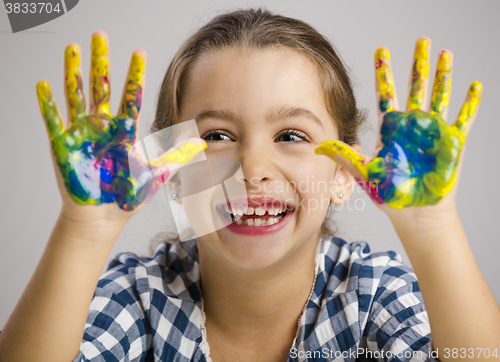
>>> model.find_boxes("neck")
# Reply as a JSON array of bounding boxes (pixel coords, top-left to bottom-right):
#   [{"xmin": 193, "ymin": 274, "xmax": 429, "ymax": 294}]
[{"xmin": 198, "ymin": 231, "xmax": 321, "ymax": 340}]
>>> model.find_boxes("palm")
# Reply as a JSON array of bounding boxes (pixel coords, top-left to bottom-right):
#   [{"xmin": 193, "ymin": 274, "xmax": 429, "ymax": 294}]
[
  {"xmin": 316, "ymin": 37, "xmax": 482, "ymax": 209},
  {"xmin": 53, "ymin": 114, "xmax": 138, "ymax": 209},
  {"xmin": 37, "ymin": 32, "xmax": 205, "ymax": 211},
  {"xmin": 366, "ymin": 108, "xmax": 464, "ymax": 208}
]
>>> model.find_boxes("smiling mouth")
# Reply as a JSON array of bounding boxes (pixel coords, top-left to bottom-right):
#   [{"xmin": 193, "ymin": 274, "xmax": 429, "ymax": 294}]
[{"xmin": 219, "ymin": 203, "xmax": 292, "ymax": 227}]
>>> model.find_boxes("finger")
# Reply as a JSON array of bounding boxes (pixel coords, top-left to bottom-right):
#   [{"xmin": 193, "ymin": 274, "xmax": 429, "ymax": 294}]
[
  {"xmin": 152, "ymin": 138, "xmax": 207, "ymax": 175},
  {"xmin": 375, "ymin": 47, "xmax": 399, "ymax": 116},
  {"xmin": 129, "ymin": 139, "xmax": 206, "ymax": 192},
  {"xmin": 407, "ymin": 37, "xmax": 431, "ymax": 111},
  {"xmin": 430, "ymin": 50, "xmax": 453, "ymax": 120},
  {"xmin": 64, "ymin": 43, "xmax": 86, "ymax": 122},
  {"xmin": 119, "ymin": 49, "xmax": 147, "ymax": 120},
  {"xmin": 36, "ymin": 80, "xmax": 65, "ymax": 138},
  {"xmin": 315, "ymin": 140, "xmax": 369, "ymax": 181},
  {"xmin": 453, "ymin": 81, "xmax": 483, "ymax": 136},
  {"xmin": 130, "ymin": 139, "xmax": 206, "ymax": 205},
  {"xmin": 90, "ymin": 31, "xmax": 111, "ymax": 115}
]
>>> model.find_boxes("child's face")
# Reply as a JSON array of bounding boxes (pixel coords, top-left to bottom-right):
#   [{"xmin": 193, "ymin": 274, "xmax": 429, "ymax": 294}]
[{"xmin": 178, "ymin": 47, "xmax": 349, "ymax": 269}]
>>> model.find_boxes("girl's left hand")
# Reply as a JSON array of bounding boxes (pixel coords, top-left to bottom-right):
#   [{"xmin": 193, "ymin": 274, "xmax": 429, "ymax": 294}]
[{"xmin": 316, "ymin": 37, "xmax": 482, "ymax": 219}]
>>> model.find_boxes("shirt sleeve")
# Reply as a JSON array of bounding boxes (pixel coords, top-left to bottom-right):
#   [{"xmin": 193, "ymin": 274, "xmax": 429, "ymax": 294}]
[
  {"xmin": 72, "ymin": 263, "xmax": 151, "ymax": 362},
  {"xmin": 362, "ymin": 254, "xmax": 440, "ymax": 362}
]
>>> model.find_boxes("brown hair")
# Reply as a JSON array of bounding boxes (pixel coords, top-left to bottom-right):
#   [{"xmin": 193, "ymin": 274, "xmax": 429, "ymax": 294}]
[{"xmin": 152, "ymin": 7, "xmax": 365, "ymax": 237}]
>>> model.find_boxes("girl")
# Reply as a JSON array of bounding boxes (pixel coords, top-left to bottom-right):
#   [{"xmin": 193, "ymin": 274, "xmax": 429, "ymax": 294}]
[{"xmin": 0, "ymin": 7, "xmax": 498, "ymax": 362}]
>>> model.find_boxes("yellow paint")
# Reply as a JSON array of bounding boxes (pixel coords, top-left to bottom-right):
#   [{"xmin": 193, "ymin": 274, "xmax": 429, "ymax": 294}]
[
  {"xmin": 315, "ymin": 106, "xmax": 470, "ymax": 209},
  {"xmin": 149, "ymin": 141, "xmax": 207, "ymax": 167},
  {"xmin": 386, "ymin": 177, "xmax": 419, "ymax": 209},
  {"xmin": 375, "ymin": 47, "xmax": 396, "ymax": 113},
  {"xmin": 128, "ymin": 53, "xmax": 145, "ymax": 84},
  {"xmin": 455, "ymin": 81, "xmax": 483, "ymax": 135},
  {"xmin": 315, "ymin": 140, "xmax": 369, "ymax": 179},
  {"xmin": 407, "ymin": 37, "xmax": 430, "ymax": 110},
  {"xmin": 36, "ymin": 81, "xmax": 64, "ymax": 137},
  {"xmin": 65, "ymin": 45, "xmax": 86, "ymax": 121},
  {"xmin": 91, "ymin": 34, "xmax": 110, "ymax": 115},
  {"xmin": 121, "ymin": 53, "xmax": 146, "ymax": 117},
  {"xmin": 430, "ymin": 50, "xmax": 452, "ymax": 116}
]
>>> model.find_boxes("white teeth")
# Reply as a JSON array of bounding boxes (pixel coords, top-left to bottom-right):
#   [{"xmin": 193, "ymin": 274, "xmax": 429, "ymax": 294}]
[
  {"xmin": 270, "ymin": 207, "xmax": 286, "ymax": 215},
  {"xmin": 226, "ymin": 204, "xmax": 288, "ymax": 217},
  {"xmin": 244, "ymin": 207, "xmax": 254, "ymax": 215},
  {"xmin": 227, "ymin": 203, "xmax": 290, "ymax": 227},
  {"xmin": 231, "ymin": 214, "xmax": 285, "ymax": 227},
  {"xmin": 255, "ymin": 207, "xmax": 265, "ymax": 216}
]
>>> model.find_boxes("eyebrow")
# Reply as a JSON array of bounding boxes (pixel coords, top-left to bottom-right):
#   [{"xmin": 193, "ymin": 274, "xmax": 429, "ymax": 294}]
[{"xmin": 194, "ymin": 105, "xmax": 325, "ymax": 129}]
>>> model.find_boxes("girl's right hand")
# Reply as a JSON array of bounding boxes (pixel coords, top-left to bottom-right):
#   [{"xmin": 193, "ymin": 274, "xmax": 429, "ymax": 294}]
[
  {"xmin": 1, "ymin": 30, "xmax": 199, "ymax": 362},
  {"xmin": 36, "ymin": 30, "xmax": 205, "ymax": 225}
]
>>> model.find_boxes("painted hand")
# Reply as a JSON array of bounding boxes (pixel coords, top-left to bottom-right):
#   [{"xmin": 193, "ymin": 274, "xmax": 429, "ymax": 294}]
[
  {"xmin": 315, "ymin": 37, "xmax": 482, "ymax": 209},
  {"xmin": 36, "ymin": 32, "xmax": 206, "ymax": 211}
]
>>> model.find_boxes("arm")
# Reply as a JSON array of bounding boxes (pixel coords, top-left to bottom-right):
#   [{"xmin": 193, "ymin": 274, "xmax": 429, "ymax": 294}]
[
  {"xmin": 391, "ymin": 208, "xmax": 500, "ymax": 359},
  {"xmin": 0, "ymin": 30, "xmax": 204, "ymax": 362},
  {"xmin": 316, "ymin": 37, "xmax": 500, "ymax": 360},
  {"xmin": 0, "ymin": 212, "xmax": 126, "ymax": 362},
  {"xmin": 0, "ymin": 29, "xmax": 143, "ymax": 362}
]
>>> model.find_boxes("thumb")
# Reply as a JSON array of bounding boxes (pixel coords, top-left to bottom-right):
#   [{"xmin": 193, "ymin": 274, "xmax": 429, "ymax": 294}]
[
  {"xmin": 127, "ymin": 138, "xmax": 207, "ymax": 201},
  {"xmin": 315, "ymin": 140, "xmax": 369, "ymax": 181}
]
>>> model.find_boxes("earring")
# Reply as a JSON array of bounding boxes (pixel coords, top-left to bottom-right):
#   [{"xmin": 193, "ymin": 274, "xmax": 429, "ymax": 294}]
[
  {"xmin": 172, "ymin": 193, "xmax": 179, "ymax": 200},
  {"xmin": 339, "ymin": 193, "xmax": 343, "ymax": 199}
]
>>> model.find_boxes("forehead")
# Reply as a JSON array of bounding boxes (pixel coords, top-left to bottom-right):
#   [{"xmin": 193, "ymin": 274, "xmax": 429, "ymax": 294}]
[{"xmin": 179, "ymin": 47, "xmax": 335, "ymax": 132}]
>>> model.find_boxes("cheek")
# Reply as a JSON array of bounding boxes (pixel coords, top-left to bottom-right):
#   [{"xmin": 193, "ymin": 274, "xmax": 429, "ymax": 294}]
[
  {"xmin": 286, "ymin": 157, "xmax": 336, "ymax": 215},
  {"xmin": 175, "ymin": 170, "xmax": 230, "ymax": 239}
]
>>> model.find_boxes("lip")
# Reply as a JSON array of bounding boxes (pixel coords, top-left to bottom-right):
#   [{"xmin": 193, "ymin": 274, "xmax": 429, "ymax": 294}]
[{"xmin": 215, "ymin": 196, "xmax": 295, "ymax": 236}]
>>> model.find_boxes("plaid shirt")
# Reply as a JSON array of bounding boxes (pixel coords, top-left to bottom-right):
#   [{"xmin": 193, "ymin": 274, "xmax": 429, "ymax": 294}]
[{"xmin": 72, "ymin": 235, "xmax": 439, "ymax": 362}]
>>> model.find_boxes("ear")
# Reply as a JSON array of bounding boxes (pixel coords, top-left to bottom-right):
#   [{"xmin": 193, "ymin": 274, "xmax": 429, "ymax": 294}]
[
  {"xmin": 167, "ymin": 171, "xmax": 183, "ymax": 204},
  {"xmin": 329, "ymin": 144, "xmax": 362, "ymax": 205}
]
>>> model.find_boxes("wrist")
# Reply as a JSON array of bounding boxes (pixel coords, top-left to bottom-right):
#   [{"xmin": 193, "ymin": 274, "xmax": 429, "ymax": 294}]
[
  {"xmin": 388, "ymin": 202, "xmax": 459, "ymax": 234},
  {"xmin": 56, "ymin": 206, "xmax": 128, "ymax": 248},
  {"xmin": 390, "ymin": 206, "xmax": 466, "ymax": 259}
]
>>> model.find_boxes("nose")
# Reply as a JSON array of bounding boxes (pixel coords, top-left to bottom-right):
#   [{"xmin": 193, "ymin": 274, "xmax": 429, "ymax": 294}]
[{"xmin": 239, "ymin": 142, "xmax": 276, "ymax": 190}]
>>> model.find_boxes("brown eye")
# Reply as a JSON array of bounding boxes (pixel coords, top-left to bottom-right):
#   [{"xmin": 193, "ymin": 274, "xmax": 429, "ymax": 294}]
[
  {"xmin": 201, "ymin": 130, "xmax": 233, "ymax": 142},
  {"xmin": 275, "ymin": 129, "xmax": 309, "ymax": 143}
]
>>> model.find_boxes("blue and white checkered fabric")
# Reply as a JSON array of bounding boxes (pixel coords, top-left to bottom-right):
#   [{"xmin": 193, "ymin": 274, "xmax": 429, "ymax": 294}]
[{"xmin": 71, "ymin": 235, "xmax": 439, "ymax": 362}]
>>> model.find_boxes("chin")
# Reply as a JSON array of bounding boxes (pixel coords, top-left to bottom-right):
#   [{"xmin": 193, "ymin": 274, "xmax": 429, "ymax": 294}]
[{"xmin": 218, "ymin": 236, "xmax": 288, "ymax": 269}]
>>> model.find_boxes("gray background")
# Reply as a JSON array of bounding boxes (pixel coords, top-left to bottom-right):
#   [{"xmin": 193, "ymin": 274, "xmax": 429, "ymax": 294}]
[{"xmin": 1, "ymin": 0, "xmax": 498, "ymax": 329}]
